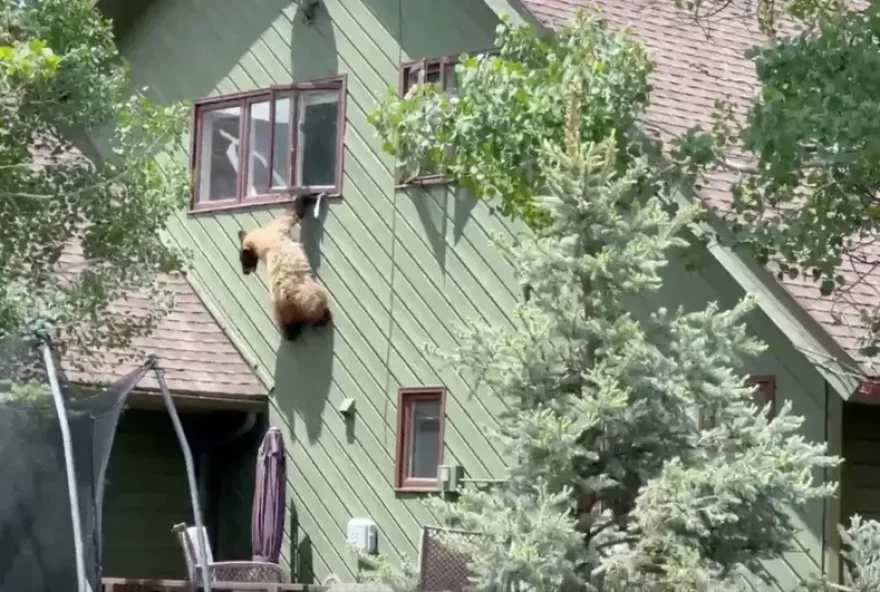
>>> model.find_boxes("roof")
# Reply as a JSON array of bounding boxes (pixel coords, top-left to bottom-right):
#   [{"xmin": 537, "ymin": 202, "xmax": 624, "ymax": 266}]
[
  {"xmin": 57, "ymin": 244, "xmax": 266, "ymax": 398},
  {"xmin": 520, "ymin": 0, "xmax": 880, "ymax": 375}
]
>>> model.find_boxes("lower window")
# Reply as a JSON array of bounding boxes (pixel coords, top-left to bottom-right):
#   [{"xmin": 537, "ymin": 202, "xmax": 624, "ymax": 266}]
[{"xmin": 395, "ymin": 387, "xmax": 446, "ymax": 491}]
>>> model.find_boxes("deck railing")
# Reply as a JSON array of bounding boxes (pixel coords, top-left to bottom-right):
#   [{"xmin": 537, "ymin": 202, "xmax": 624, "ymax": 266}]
[
  {"xmin": 102, "ymin": 581, "xmax": 323, "ymax": 592},
  {"xmin": 101, "ymin": 579, "xmax": 388, "ymax": 592}
]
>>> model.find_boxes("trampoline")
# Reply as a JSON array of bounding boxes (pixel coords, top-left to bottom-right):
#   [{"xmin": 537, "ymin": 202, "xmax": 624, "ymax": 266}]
[{"xmin": 0, "ymin": 329, "xmax": 211, "ymax": 592}]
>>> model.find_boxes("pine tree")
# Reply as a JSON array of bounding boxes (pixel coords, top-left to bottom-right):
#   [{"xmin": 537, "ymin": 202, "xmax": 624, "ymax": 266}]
[{"xmin": 360, "ymin": 12, "xmax": 843, "ymax": 592}]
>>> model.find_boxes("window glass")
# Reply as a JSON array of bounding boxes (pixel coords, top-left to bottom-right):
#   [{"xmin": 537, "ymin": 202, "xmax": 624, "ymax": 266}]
[
  {"xmin": 198, "ymin": 106, "xmax": 241, "ymax": 202},
  {"xmin": 443, "ymin": 63, "xmax": 457, "ymax": 95},
  {"xmin": 245, "ymin": 97, "xmax": 292, "ymax": 196},
  {"xmin": 271, "ymin": 97, "xmax": 292, "ymax": 189},
  {"xmin": 298, "ymin": 91, "xmax": 339, "ymax": 188},
  {"xmin": 246, "ymin": 100, "xmax": 271, "ymax": 196},
  {"xmin": 407, "ymin": 399, "xmax": 442, "ymax": 479}
]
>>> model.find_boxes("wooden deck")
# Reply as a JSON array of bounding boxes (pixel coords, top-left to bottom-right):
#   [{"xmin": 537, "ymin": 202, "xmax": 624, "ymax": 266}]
[{"xmin": 101, "ymin": 579, "xmax": 330, "ymax": 591}]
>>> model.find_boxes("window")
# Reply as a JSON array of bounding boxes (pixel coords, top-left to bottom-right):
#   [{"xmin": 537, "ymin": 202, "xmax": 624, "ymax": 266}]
[
  {"xmin": 750, "ymin": 375, "xmax": 776, "ymax": 418},
  {"xmin": 396, "ymin": 56, "xmax": 460, "ymax": 186},
  {"xmin": 189, "ymin": 76, "xmax": 346, "ymax": 212},
  {"xmin": 400, "ymin": 56, "xmax": 460, "ymax": 98},
  {"xmin": 395, "ymin": 387, "xmax": 446, "ymax": 491}
]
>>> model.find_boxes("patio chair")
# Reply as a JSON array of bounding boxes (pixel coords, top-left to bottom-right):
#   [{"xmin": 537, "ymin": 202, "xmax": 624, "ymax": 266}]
[{"xmin": 172, "ymin": 523, "xmax": 289, "ymax": 584}]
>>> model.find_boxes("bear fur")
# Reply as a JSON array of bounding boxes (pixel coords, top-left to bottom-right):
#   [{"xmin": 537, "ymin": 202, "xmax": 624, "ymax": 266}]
[{"xmin": 237, "ymin": 201, "xmax": 331, "ymax": 341}]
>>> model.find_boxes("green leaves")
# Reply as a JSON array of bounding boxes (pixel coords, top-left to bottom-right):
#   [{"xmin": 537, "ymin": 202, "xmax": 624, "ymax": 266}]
[
  {"xmin": 0, "ymin": 0, "xmax": 189, "ymax": 358},
  {"xmin": 369, "ymin": 10, "xmax": 654, "ymax": 230},
  {"xmin": 0, "ymin": 39, "xmax": 60, "ymax": 81},
  {"xmin": 361, "ymin": 9, "xmax": 842, "ymax": 591}
]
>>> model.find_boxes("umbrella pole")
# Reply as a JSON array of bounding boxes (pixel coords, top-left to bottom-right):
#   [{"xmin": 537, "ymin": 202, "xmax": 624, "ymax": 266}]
[
  {"xmin": 151, "ymin": 360, "xmax": 212, "ymax": 592},
  {"xmin": 41, "ymin": 341, "xmax": 88, "ymax": 592}
]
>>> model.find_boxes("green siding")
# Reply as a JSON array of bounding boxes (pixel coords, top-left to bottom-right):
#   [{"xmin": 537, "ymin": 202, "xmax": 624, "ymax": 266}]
[
  {"xmin": 102, "ymin": 409, "xmax": 192, "ymax": 579},
  {"xmin": 645, "ymin": 250, "xmax": 834, "ymax": 591},
  {"xmin": 114, "ymin": 0, "xmax": 513, "ymax": 582},
  {"xmin": 109, "ymin": 0, "xmax": 832, "ymax": 587}
]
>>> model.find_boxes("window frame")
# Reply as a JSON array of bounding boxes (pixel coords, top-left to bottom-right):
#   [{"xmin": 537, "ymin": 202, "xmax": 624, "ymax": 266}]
[
  {"xmin": 750, "ymin": 374, "xmax": 776, "ymax": 419},
  {"xmin": 188, "ymin": 75, "xmax": 347, "ymax": 214},
  {"xmin": 395, "ymin": 386, "xmax": 447, "ymax": 492},
  {"xmin": 395, "ymin": 50, "xmax": 495, "ymax": 188}
]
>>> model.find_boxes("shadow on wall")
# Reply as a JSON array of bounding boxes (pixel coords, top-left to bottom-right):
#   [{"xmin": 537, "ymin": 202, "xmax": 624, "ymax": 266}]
[
  {"xmin": 288, "ymin": 507, "xmax": 316, "ymax": 583},
  {"xmin": 405, "ymin": 186, "xmax": 479, "ymax": 273},
  {"xmin": 132, "ymin": 0, "xmax": 291, "ymax": 102},
  {"xmin": 291, "ymin": 0, "xmax": 339, "ymax": 82},
  {"xmin": 273, "ymin": 322, "xmax": 334, "ymax": 444},
  {"xmin": 360, "ymin": 0, "xmax": 498, "ymax": 58}
]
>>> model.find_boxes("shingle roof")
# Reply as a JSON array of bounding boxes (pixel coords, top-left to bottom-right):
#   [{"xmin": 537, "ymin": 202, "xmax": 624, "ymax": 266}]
[
  {"xmin": 57, "ymin": 244, "xmax": 266, "ymax": 398},
  {"xmin": 521, "ymin": 0, "xmax": 880, "ymax": 375}
]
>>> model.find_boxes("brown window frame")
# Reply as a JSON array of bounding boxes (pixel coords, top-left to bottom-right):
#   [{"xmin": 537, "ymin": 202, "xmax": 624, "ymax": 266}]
[
  {"xmin": 396, "ymin": 50, "xmax": 495, "ymax": 188},
  {"xmin": 395, "ymin": 387, "xmax": 447, "ymax": 492},
  {"xmin": 750, "ymin": 374, "xmax": 776, "ymax": 419},
  {"xmin": 188, "ymin": 75, "xmax": 347, "ymax": 214}
]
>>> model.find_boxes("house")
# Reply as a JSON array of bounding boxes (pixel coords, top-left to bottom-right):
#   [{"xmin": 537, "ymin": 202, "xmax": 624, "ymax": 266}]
[
  {"xmin": 89, "ymin": 0, "xmax": 880, "ymax": 589},
  {"xmin": 60, "ymin": 243, "xmax": 269, "ymax": 580}
]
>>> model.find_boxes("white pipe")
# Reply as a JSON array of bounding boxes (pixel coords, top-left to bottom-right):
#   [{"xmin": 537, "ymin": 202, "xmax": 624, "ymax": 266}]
[
  {"xmin": 153, "ymin": 364, "xmax": 212, "ymax": 592},
  {"xmin": 42, "ymin": 342, "xmax": 88, "ymax": 592}
]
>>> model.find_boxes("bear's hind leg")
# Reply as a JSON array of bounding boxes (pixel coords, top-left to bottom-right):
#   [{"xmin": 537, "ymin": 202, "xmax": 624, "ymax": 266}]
[
  {"xmin": 314, "ymin": 307, "xmax": 332, "ymax": 328},
  {"xmin": 281, "ymin": 321, "xmax": 304, "ymax": 341}
]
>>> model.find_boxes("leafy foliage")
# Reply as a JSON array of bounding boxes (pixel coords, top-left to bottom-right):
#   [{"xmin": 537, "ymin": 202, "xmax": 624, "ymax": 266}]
[
  {"xmin": 363, "ymin": 14, "xmax": 840, "ymax": 591},
  {"xmin": 369, "ymin": 12, "xmax": 654, "ymax": 230},
  {"xmin": 671, "ymin": 2, "xmax": 880, "ymax": 351},
  {"xmin": 0, "ymin": 0, "xmax": 189, "ymax": 356}
]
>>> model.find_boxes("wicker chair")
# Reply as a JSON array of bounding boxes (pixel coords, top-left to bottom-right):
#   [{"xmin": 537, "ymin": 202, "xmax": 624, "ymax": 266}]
[{"xmin": 171, "ymin": 523, "xmax": 289, "ymax": 584}]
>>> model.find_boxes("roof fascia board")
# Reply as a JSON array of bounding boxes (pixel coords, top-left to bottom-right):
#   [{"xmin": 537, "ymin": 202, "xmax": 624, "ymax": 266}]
[
  {"xmin": 480, "ymin": 0, "xmax": 546, "ymax": 28},
  {"xmin": 477, "ymin": 0, "xmax": 861, "ymax": 400},
  {"xmin": 679, "ymin": 192, "xmax": 862, "ymax": 400}
]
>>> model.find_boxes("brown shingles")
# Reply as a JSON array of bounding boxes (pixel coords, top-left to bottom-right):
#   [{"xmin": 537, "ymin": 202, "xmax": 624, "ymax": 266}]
[
  {"xmin": 521, "ymin": 0, "xmax": 880, "ymax": 374},
  {"xmin": 59, "ymin": 245, "xmax": 266, "ymax": 397}
]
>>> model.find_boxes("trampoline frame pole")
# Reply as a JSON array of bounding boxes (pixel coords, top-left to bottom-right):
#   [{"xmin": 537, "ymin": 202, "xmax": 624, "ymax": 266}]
[
  {"xmin": 42, "ymin": 342, "xmax": 89, "ymax": 592},
  {"xmin": 152, "ymin": 363, "xmax": 212, "ymax": 592}
]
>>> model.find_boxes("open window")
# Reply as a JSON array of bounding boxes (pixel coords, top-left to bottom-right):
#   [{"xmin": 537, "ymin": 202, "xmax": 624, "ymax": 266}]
[
  {"xmin": 395, "ymin": 387, "xmax": 446, "ymax": 492},
  {"xmin": 397, "ymin": 56, "xmax": 459, "ymax": 186},
  {"xmin": 189, "ymin": 76, "xmax": 346, "ymax": 213}
]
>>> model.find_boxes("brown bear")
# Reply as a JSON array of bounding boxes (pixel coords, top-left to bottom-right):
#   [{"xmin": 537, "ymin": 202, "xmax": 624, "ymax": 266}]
[{"xmin": 237, "ymin": 199, "xmax": 331, "ymax": 341}]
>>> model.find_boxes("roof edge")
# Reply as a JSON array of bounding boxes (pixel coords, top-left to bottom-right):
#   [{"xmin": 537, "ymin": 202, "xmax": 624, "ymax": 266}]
[
  {"xmin": 181, "ymin": 272, "xmax": 273, "ymax": 392},
  {"xmin": 689, "ymin": 198, "xmax": 864, "ymax": 401},
  {"xmin": 480, "ymin": 0, "xmax": 546, "ymax": 27},
  {"xmin": 481, "ymin": 3, "xmax": 864, "ymax": 401}
]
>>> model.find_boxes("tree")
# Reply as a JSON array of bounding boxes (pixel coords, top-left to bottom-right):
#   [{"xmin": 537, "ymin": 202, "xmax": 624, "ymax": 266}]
[
  {"xmin": 672, "ymin": 1, "xmax": 880, "ymax": 352},
  {"xmin": 360, "ymin": 14, "xmax": 839, "ymax": 591},
  {"xmin": 0, "ymin": 0, "xmax": 189, "ymax": 358}
]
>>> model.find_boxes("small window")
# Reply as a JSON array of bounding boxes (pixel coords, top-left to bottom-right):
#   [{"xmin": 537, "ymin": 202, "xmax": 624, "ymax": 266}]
[
  {"xmin": 400, "ymin": 57, "xmax": 459, "ymax": 98},
  {"xmin": 189, "ymin": 76, "xmax": 346, "ymax": 213},
  {"xmin": 750, "ymin": 375, "xmax": 776, "ymax": 418},
  {"xmin": 395, "ymin": 387, "xmax": 446, "ymax": 491}
]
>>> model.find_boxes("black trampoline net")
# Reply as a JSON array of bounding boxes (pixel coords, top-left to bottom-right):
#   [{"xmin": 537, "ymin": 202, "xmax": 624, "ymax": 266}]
[{"xmin": 0, "ymin": 336, "xmax": 148, "ymax": 592}]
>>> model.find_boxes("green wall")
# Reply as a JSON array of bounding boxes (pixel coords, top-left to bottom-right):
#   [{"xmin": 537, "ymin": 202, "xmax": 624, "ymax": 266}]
[
  {"xmin": 114, "ymin": 0, "xmax": 514, "ymax": 582},
  {"xmin": 110, "ymin": 0, "xmax": 832, "ymax": 587},
  {"xmin": 646, "ymin": 249, "xmax": 835, "ymax": 591}
]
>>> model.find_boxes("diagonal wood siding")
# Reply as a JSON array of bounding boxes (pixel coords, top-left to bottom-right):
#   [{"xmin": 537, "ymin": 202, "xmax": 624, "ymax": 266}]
[
  {"xmin": 113, "ymin": 0, "xmax": 515, "ymax": 581},
  {"xmin": 108, "ymin": 0, "xmax": 835, "ymax": 587}
]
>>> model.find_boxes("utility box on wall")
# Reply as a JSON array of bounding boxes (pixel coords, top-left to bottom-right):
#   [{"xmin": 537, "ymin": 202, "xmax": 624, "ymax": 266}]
[{"xmin": 347, "ymin": 517, "xmax": 378, "ymax": 554}]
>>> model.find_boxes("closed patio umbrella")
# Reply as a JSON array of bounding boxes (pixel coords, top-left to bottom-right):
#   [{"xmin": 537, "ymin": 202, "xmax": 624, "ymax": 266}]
[{"xmin": 252, "ymin": 427, "xmax": 287, "ymax": 563}]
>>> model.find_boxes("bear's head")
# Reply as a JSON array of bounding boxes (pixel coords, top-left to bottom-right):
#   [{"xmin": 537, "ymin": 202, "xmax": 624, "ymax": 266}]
[{"xmin": 237, "ymin": 229, "xmax": 261, "ymax": 275}]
